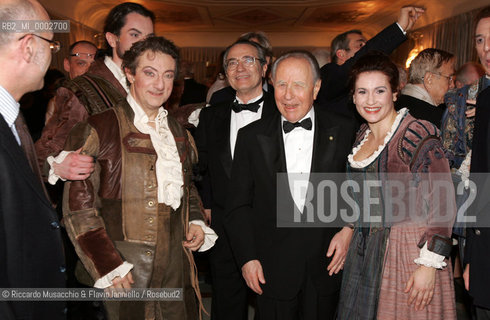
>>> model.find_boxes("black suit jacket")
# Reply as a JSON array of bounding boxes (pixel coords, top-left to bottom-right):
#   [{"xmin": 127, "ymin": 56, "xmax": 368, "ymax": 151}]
[
  {"xmin": 466, "ymin": 87, "xmax": 490, "ymax": 309},
  {"xmin": 315, "ymin": 23, "xmax": 407, "ymax": 119},
  {"xmin": 0, "ymin": 115, "xmax": 65, "ymax": 319},
  {"xmin": 196, "ymin": 91, "xmax": 278, "ymax": 234},
  {"xmin": 180, "ymin": 78, "xmax": 208, "ymax": 106},
  {"xmin": 395, "ymin": 94, "xmax": 445, "ymax": 128},
  {"xmin": 224, "ymin": 106, "xmax": 356, "ymax": 299},
  {"xmin": 209, "ymin": 82, "xmax": 274, "ymax": 107}
]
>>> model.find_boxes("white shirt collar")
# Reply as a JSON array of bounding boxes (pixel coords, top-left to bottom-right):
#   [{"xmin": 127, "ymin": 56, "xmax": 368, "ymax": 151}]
[
  {"xmin": 401, "ymin": 83, "xmax": 436, "ymax": 106},
  {"xmin": 236, "ymin": 92, "xmax": 263, "ymax": 104},
  {"xmin": 0, "ymin": 85, "xmax": 20, "ymax": 127},
  {"xmin": 104, "ymin": 56, "xmax": 129, "ymax": 93}
]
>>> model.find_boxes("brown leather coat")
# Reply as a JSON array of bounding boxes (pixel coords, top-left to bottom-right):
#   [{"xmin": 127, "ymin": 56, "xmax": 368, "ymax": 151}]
[
  {"xmin": 62, "ymin": 99, "xmax": 204, "ymax": 320},
  {"xmin": 35, "ymin": 58, "xmax": 126, "ymax": 174}
]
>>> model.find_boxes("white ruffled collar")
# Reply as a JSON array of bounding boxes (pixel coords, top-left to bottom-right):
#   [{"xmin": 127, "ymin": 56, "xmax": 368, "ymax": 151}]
[
  {"xmin": 127, "ymin": 93, "xmax": 184, "ymax": 210},
  {"xmin": 348, "ymin": 108, "xmax": 408, "ymax": 168}
]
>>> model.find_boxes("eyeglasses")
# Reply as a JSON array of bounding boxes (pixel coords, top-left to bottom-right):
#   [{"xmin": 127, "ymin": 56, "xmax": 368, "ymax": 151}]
[
  {"xmin": 18, "ymin": 33, "xmax": 61, "ymax": 53},
  {"xmin": 225, "ymin": 56, "xmax": 263, "ymax": 71},
  {"xmin": 69, "ymin": 52, "xmax": 96, "ymax": 59},
  {"xmin": 432, "ymin": 71, "xmax": 454, "ymax": 82}
]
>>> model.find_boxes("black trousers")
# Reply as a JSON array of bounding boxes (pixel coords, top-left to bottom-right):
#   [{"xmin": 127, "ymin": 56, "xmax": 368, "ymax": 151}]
[
  {"xmin": 476, "ymin": 306, "xmax": 490, "ymax": 320},
  {"xmin": 209, "ymin": 231, "xmax": 248, "ymax": 320},
  {"xmin": 256, "ymin": 274, "xmax": 339, "ymax": 320}
]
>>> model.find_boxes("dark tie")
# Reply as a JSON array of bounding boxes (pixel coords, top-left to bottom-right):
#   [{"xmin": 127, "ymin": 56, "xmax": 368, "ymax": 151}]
[
  {"xmin": 231, "ymin": 96, "xmax": 264, "ymax": 113},
  {"xmin": 282, "ymin": 118, "xmax": 312, "ymax": 133},
  {"xmin": 15, "ymin": 113, "xmax": 50, "ymax": 199}
]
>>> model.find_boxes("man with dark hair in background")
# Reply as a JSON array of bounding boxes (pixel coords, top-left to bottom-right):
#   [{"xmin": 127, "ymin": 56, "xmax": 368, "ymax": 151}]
[
  {"xmin": 315, "ymin": 6, "xmax": 425, "ymax": 120},
  {"xmin": 35, "ymin": 2, "xmax": 155, "ymax": 185},
  {"xmin": 44, "ymin": 40, "xmax": 97, "ymax": 124},
  {"xmin": 63, "ymin": 40, "xmax": 97, "ymax": 80}
]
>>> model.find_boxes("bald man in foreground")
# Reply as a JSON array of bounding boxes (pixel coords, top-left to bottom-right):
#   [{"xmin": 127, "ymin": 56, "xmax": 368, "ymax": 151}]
[{"xmin": 0, "ymin": 1, "xmax": 66, "ymax": 319}]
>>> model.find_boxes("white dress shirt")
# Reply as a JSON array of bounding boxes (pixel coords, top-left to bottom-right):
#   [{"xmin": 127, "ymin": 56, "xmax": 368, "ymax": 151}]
[
  {"xmin": 282, "ymin": 108, "xmax": 315, "ymax": 212},
  {"xmin": 230, "ymin": 93, "xmax": 264, "ymax": 158},
  {"xmin": 0, "ymin": 85, "xmax": 21, "ymax": 145},
  {"xmin": 104, "ymin": 56, "xmax": 129, "ymax": 93}
]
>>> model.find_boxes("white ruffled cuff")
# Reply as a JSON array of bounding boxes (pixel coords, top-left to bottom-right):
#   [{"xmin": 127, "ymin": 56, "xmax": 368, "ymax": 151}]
[
  {"xmin": 414, "ymin": 242, "xmax": 447, "ymax": 269},
  {"xmin": 187, "ymin": 108, "xmax": 202, "ymax": 127},
  {"xmin": 47, "ymin": 150, "xmax": 70, "ymax": 185},
  {"xmin": 189, "ymin": 220, "xmax": 218, "ymax": 252},
  {"xmin": 93, "ymin": 261, "xmax": 134, "ymax": 289},
  {"xmin": 457, "ymin": 150, "xmax": 472, "ymax": 189}
]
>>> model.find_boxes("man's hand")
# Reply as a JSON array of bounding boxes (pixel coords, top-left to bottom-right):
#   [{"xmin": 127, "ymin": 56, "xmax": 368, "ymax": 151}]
[
  {"xmin": 463, "ymin": 264, "xmax": 469, "ymax": 291},
  {"xmin": 404, "ymin": 265, "xmax": 436, "ymax": 311},
  {"xmin": 109, "ymin": 271, "xmax": 134, "ymax": 289},
  {"xmin": 53, "ymin": 148, "xmax": 95, "ymax": 180},
  {"xmin": 183, "ymin": 223, "xmax": 205, "ymax": 251},
  {"xmin": 326, "ymin": 226, "xmax": 354, "ymax": 276},
  {"xmin": 242, "ymin": 260, "xmax": 266, "ymax": 295},
  {"xmin": 203, "ymin": 209, "xmax": 211, "ymax": 226},
  {"xmin": 397, "ymin": 6, "xmax": 425, "ymax": 32}
]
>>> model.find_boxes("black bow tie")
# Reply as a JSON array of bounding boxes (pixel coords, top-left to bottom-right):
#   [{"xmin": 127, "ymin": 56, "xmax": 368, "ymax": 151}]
[
  {"xmin": 283, "ymin": 118, "xmax": 312, "ymax": 133},
  {"xmin": 231, "ymin": 96, "xmax": 264, "ymax": 113}
]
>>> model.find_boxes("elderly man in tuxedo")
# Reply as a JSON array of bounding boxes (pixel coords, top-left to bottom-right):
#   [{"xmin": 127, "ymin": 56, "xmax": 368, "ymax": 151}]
[
  {"xmin": 196, "ymin": 40, "xmax": 277, "ymax": 320},
  {"xmin": 224, "ymin": 51, "xmax": 356, "ymax": 320},
  {"xmin": 0, "ymin": 0, "xmax": 65, "ymax": 319}
]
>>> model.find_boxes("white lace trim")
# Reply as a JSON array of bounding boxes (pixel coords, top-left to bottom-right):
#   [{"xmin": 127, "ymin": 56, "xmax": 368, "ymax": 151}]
[
  {"xmin": 348, "ymin": 108, "xmax": 408, "ymax": 168},
  {"xmin": 47, "ymin": 150, "xmax": 70, "ymax": 185},
  {"xmin": 457, "ymin": 150, "xmax": 472, "ymax": 189},
  {"xmin": 93, "ymin": 261, "xmax": 134, "ymax": 289},
  {"xmin": 413, "ymin": 242, "xmax": 447, "ymax": 269},
  {"xmin": 128, "ymin": 93, "xmax": 184, "ymax": 210}
]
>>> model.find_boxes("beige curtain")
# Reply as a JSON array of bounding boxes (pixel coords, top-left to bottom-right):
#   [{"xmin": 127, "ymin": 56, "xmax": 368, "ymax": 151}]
[{"xmin": 391, "ymin": 6, "xmax": 483, "ymax": 69}]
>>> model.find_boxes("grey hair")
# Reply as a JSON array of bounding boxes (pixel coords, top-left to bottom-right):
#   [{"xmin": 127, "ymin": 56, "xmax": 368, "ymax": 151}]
[
  {"xmin": 0, "ymin": 0, "xmax": 38, "ymax": 47},
  {"xmin": 408, "ymin": 48, "xmax": 454, "ymax": 84},
  {"xmin": 222, "ymin": 40, "xmax": 267, "ymax": 71},
  {"xmin": 271, "ymin": 50, "xmax": 320, "ymax": 83}
]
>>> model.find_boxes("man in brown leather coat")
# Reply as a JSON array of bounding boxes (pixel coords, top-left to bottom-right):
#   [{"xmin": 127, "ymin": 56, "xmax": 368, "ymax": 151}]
[
  {"xmin": 63, "ymin": 36, "xmax": 216, "ymax": 320},
  {"xmin": 35, "ymin": 2, "xmax": 155, "ymax": 183}
]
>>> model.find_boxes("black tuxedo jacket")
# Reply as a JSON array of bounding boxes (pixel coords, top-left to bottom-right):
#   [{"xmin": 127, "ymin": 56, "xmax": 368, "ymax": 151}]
[
  {"xmin": 315, "ymin": 23, "xmax": 407, "ymax": 119},
  {"xmin": 466, "ymin": 87, "xmax": 490, "ymax": 309},
  {"xmin": 209, "ymin": 82, "xmax": 274, "ymax": 107},
  {"xmin": 224, "ymin": 106, "xmax": 356, "ymax": 299},
  {"xmin": 196, "ymin": 91, "xmax": 278, "ymax": 233},
  {"xmin": 0, "ymin": 115, "xmax": 65, "ymax": 319}
]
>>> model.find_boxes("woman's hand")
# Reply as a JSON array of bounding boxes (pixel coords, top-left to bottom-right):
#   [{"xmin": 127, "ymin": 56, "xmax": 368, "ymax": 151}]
[{"xmin": 404, "ymin": 265, "xmax": 436, "ymax": 311}]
